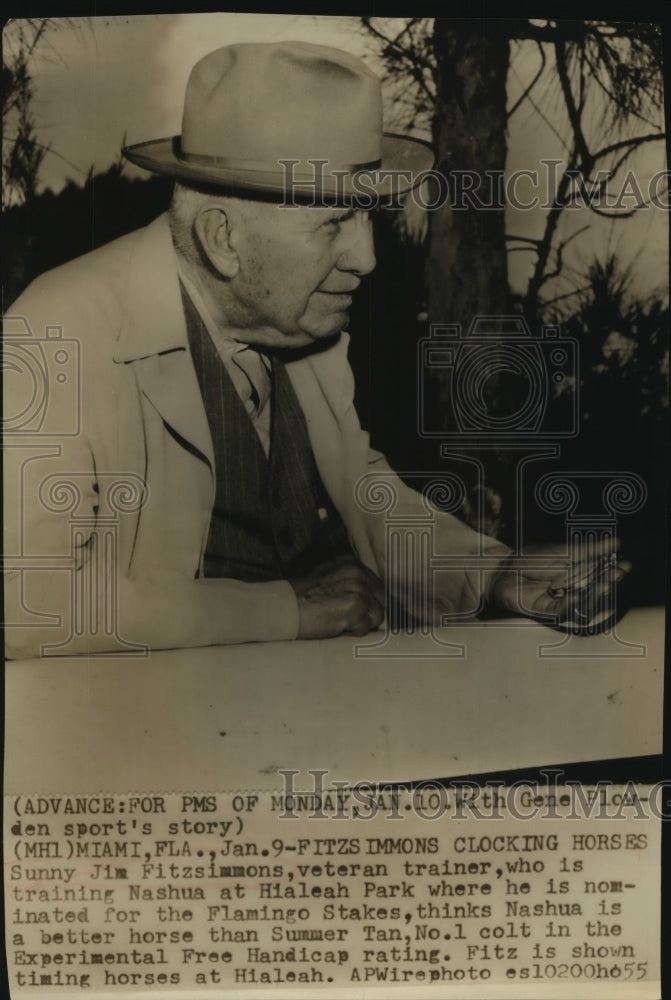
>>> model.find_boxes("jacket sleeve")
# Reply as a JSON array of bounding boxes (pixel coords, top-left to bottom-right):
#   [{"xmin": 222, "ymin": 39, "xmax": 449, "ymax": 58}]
[
  {"xmin": 3, "ymin": 274, "xmax": 299, "ymax": 660},
  {"xmin": 4, "ymin": 456, "xmax": 300, "ymax": 660},
  {"xmin": 358, "ymin": 448, "xmax": 512, "ymax": 623},
  {"xmin": 4, "ymin": 561, "xmax": 300, "ymax": 660},
  {"xmin": 4, "ymin": 461, "xmax": 300, "ymax": 659}
]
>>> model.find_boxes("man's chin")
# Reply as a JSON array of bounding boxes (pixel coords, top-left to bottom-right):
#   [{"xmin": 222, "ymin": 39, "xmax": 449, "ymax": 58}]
[
  {"xmin": 298, "ymin": 311, "xmax": 349, "ymax": 343},
  {"xmin": 239, "ymin": 318, "xmax": 344, "ymax": 351},
  {"xmin": 276, "ymin": 319, "xmax": 345, "ymax": 359}
]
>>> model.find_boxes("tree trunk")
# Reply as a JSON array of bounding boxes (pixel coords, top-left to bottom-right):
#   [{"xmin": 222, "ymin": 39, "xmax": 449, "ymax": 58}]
[
  {"xmin": 427, "ymin": 19, "xmax": 510, "ymax": 327},
  {"xmin": 425, "ymin": 21, "xmax": 512, "ymax": 537}
]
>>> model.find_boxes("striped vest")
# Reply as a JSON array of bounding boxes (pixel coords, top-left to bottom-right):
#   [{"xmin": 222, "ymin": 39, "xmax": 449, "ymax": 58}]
[{"xmin": 183, "ymin": 287, "xmax": 355, "ymax": 581}]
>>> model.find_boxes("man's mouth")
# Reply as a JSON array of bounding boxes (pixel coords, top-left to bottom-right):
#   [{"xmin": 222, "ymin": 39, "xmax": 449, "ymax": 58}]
[
  {"xmin": 318, "ymin": 280, "xmax": 360, "ymax": 297},
  {"xmin": 316, "ymin": 290, "xmax": 353, "ymax": 309}
]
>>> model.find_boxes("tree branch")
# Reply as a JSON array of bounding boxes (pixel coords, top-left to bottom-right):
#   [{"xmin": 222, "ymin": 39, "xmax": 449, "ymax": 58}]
[
  {"xmin": 539, "ymin": 283, "xmax": 592, "ymax": 308},
  {"xmin": 587, "ymin": 194, "xmax": 664, "ymax": 219},
  {"xmin": 507, "ymin": 39, "xmax": 546, "ymax": 119},
  {"xmin": 493, "ymin": 19, "xmax": 642, "ymax": 45},
  {"xmin": 540, "ymin": 225, "xmax": 591, "ymax": 286},
  {"xmin": 592, "ymin": 131, "xmax": 665, "ymax": 163},
  {"xmin": 506, "ymin": 234, "xmax": 542, "ymax": 245},
  {"xmin": 554, "ymin": 39, "xmax": 592, "ymax": 171},
  {"xmin": 361, "ymin": 17, "xmax": 436, "ymax": 102}
]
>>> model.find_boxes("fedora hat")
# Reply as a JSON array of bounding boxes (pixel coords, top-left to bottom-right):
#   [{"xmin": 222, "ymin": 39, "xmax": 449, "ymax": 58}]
[{"xmin": 122, "ymin": 41, "xmax": 434, "ymax": 199}]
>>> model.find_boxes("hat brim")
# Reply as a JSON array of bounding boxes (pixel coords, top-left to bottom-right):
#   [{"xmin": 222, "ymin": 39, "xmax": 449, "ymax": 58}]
[{"xmin": 122, "ymin": 133, "xmax": 434, "ymax": 200}]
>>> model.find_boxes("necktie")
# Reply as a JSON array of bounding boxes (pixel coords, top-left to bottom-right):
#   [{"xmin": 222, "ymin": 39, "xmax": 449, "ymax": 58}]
[
  {"xmin": 176, "ymin": 270, "xmax": 272, "ymax": 419},
  {"xmin": 229, "ymin": 344, "xmax": 272, "ymax": 418}
]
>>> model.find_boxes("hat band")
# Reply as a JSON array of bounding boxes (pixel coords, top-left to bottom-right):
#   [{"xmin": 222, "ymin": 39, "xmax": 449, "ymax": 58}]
[{"xmin": 179, "ymin": 149, "xmax": 383, "ymax": 175}]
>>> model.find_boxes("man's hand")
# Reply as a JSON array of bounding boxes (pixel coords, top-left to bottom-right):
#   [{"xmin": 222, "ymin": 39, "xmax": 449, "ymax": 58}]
[
  {"xmin": 290, "ymin": 557, "xmax": 385, "ymax": 639},
  {"xmin": 488, "ymin": 537, "xmax": 632, "ymax": 634}
]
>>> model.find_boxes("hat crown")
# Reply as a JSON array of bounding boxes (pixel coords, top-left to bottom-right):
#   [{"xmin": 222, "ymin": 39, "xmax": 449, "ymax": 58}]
[
  {"xmin": 122, "ymin": 40, "xmax": 434, "ymax": 197},
  {"xmin": 181, "ymin": 41, "xmax": 383, "ymax": 168}
]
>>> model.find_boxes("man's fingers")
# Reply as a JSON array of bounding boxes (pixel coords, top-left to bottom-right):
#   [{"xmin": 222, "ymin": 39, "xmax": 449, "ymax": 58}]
[
  {"xmin": 522, "ymin": 537, "xmax": 624, "ymax": 584},
  {"xmin": 529, "ymin": 537, "xmax": 621, "ymax": 559},
  {"xmin": 344, "ymin": 612, "xmax": 376, "ymax": 637},
  {"xmin": 544, "ymin": 551, "xmax": 629, "ymax": 593},
  {"xmin": 317, "ymin": 589, "xmax": 384, "ymax": 638},
  {"xmin": 494, "ymin": 543, "xmax": 633, "ymax": 628},
  {"xmin": 344, "ymin": 600, "xmax": 385, "ymax": 637},
  {"xmin": 292, "ymin": 561, "xmax": 386, "ymax": 639},
  {"xmin": 335, "ymin": 576, "xmax": 385, "ymax": 634}
]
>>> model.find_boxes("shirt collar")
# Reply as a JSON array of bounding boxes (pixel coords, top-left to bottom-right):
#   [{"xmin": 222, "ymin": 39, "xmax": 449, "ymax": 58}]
[{"xmin": 176, "ymin": 264, "xmax": 242, "ymax": 361}]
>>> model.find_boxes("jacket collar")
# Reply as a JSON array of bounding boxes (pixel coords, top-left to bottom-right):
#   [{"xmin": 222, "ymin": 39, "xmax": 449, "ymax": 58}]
[
  {"xmin": 113, "ymin": 213, "xmax": 187, "ymax": 363},
  {"xmin": 113, "ymin": 214, "xmax": 214, "ymax": 469}
]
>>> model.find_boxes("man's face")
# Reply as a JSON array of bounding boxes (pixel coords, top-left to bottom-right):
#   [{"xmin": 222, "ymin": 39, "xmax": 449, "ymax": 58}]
[{"xmin": 225, "ymin": 201, "xmax": 376, "ymax": 349}]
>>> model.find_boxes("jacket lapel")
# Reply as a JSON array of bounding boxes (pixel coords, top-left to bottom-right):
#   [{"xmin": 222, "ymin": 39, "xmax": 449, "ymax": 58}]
[
  {"xmin": 286, "ymin": 335, "xmax": 378, "ymax": 572},
  {"xmin": 113, "ymin": 214, "xmax": 214, "ymax": 470},
  {"xmin": 135, "ymin": 351, "xmax": 214, "ymax": 470}
]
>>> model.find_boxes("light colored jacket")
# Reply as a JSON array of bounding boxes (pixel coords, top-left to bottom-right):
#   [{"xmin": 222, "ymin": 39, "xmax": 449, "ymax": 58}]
[{"xmin": 4, "ymin": 214, "xmax": 509, "ymax": 658}]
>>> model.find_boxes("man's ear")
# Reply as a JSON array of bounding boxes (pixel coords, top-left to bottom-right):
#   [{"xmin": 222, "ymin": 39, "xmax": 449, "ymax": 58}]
[{"xmin": 194, "ymin": 204, "xmax": 239, "ymax": 279}]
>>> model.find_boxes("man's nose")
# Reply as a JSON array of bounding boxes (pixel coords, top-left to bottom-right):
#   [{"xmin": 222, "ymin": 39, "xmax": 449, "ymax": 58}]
[{"xmin": 337, "ymin": 212, "xmax": 376, "ymax": 276}]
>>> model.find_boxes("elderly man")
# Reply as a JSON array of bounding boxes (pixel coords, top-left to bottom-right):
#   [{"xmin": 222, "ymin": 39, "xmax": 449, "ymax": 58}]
[{"xmin": 4, "ymin": 42, "xmax": 624, "ymax": 658}]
